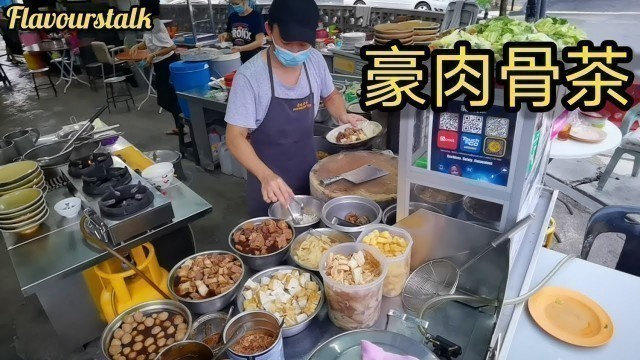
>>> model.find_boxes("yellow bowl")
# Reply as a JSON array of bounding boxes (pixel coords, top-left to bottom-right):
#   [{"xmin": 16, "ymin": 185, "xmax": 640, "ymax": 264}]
[
  {"xmin": 0, "ymin": 173, "xmax": 45, "ymax": 196},
  {"xmin": 0, "ymin": 188, "xmax": 43, "ymax": 215},
  {"xmin": 0, "ymin": 196, "xmax": 44, "ymax": 220},
  {"xmin": 0, "ymin": 208, "xmax": 49, "ymax": 234},
  {"xmin": 0, "ymin": 161, "xmax": 39, "ymax": 186},
  {"xmin": 0, "ymin": 169, "xmax": 43, "ymax": 192},
  {"xmin": 0, "ymin": 203, "xmax": 47, "ymax": 227}
]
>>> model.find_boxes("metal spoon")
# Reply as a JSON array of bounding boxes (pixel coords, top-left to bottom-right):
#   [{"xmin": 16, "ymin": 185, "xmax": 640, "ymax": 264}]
[{"xmin": 212, "ymin": 325, "xmax": 246, "ymax": 360}]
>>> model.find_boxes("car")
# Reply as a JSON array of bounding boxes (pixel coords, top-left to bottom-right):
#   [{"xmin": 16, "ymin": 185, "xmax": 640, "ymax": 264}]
[{"xmin": 345, "ymin": 0, "xmax": 452, "ymax": 12}]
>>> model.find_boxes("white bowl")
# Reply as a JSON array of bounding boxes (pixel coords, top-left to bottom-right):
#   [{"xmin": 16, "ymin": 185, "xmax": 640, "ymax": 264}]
[
  {"xmin": 325, "ymin": 121, "xmax": 383, "ymax": 146},
  {"xmin": 141, "ymin": 162, "xmax": 173, "ymax": 178},
  {"xmin": 54, "ymin": 197, "xmax": 82, "ymax": 218},
  {"xmin": 145, "ymin": 168, "xmax": 175, "ymax": 189}
]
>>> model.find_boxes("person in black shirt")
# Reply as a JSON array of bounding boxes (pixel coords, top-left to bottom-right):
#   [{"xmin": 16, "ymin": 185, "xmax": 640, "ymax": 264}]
[{"xmin": 218, "ymin": 0, "xmax": 265, "ymax": 63}]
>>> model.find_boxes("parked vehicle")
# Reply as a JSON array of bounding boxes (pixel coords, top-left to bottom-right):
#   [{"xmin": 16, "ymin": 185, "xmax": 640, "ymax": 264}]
[{"xmin": 345, "ymin": 0, "xmax": 452, "ymax": 12}]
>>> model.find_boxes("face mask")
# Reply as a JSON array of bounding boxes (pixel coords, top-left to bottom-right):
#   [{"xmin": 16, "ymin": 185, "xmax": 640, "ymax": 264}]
[
  {"xmin": 273, "ymin": 41, "xmax": 311, "ymax": 67},
  {"xmin": 232, "ymin": 5, "xmax": 245, "ymax": 13}
]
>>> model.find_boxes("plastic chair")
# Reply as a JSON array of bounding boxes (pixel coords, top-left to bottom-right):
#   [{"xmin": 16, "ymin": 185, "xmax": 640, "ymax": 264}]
[
  {"xmin": 597, "ymin": 105, "xmax": 640, "ymax": 190},
  {"xmin": 581, "ymin": 205, "xmax": 640, "ymax": 276},
  {"xmin": 90, "ymin": 41, "xmax": 126, "ymax": 78}
]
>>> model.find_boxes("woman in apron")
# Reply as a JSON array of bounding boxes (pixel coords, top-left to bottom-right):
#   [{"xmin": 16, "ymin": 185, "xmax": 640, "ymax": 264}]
[
  {"xmin": 130, "ymin": 0, "xmax": 183, "ymax": 135},
  {"xmin": 224, "ymin": 0, "xmax": 366, "ymax": 217}
]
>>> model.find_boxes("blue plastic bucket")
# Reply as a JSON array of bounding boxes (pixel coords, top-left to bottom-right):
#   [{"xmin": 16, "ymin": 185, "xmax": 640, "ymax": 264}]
[
  {"xmin": 207, "ymin": 53, "xmax": 242, "ymax": 79},
  {"xmin": 170, "ymin": 61, "xmax": 210, "ymax": 118}
]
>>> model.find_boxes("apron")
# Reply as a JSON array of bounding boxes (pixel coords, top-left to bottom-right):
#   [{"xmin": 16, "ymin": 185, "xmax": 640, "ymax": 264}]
[
  {"xmin": 246, "ymin": 51, "xmax": 317, "ymax": 217},
  {"xmin": 153, "ymin": 52, "xmax": 182, "ymax": 116}
]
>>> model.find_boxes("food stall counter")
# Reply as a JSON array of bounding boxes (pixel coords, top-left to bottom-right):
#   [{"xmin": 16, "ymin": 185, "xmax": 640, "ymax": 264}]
[{"xmin": 500, "ymin": 247, "xmax": 640, "ymax": 359}]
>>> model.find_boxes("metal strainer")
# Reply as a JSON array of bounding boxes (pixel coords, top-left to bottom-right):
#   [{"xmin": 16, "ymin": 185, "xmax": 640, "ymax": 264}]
[{"xmin": 402, "ymin": 214, "xmax": 535, "ymax": 313}]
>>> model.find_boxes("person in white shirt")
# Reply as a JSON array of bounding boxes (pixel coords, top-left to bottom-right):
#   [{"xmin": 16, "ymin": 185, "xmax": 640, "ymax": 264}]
[{"xmin": 130, "ymin": 0, "xmax": 183, "ymax": 135}]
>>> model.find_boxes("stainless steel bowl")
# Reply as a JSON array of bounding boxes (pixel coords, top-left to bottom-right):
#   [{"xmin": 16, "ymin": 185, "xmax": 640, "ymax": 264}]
[
  {"xmin": 157, "ymin": 340, "xmax": 214, "ymax": 360},
  {"xmin": 22, "ymin": 140, "xmax": 75, "ymax": 167},
  {"xmin": 461, "ymin": 196, "xmax": 502, "ymax": 230},
  {"xmin": 382, "ymin": 202, "xmax": 443, "ymax": 225},
  {"xmin": 228, "ymin": 217, "xmax": 296, "ymax": 271},
  {"xmin": 321, "ymin": 196, "xmax": 382, "ymax": 238},
  {"xmin": 69, "ymin": 137, "xmax": 101, "ymax": 161},
  {"xmin": 289, "ymin": 228, "xmax": 354, "ymax": 272},
  {"xmin": 189, "ymin": 312, "xmax": 227, "ymax": 350},
  {"xmin": 268, "ymin": 195, "xmax": 324, "ymax": 235},
  {"xmin": 167, "ymin": 250, "xmax": 245, "ymax": 314},
  {"xmin": 236, "ymin": 265, "xmax": 324, "ymax": 337},
  {"xmin": 413, "ymin": 184, "xmax": 464, "ymax": 217},
  {"xmin": 223, "ymin": 311, "xmax": 284, "ymax": 359},
  {"xmin": 100, "ymin": 300, "xmax": 192, "ymax": 360}
]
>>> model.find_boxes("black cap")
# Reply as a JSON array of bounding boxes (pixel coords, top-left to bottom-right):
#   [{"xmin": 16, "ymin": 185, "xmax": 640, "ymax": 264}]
[{"xmin": 269, "ymin": 0, "xmax": 319, "ymax": 46}]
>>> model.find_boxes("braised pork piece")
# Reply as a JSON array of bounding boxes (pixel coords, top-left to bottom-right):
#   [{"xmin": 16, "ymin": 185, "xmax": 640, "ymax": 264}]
[
  {"xmin": 232, "ymin": 220, "xmax": 293, "ymax": 255},
  {"xmin": 173, "ymin": 254, "xmax": 243, "ymax": 300}
]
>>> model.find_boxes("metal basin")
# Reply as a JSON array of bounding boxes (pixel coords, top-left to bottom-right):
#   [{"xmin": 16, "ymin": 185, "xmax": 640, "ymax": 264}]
[
  {"xmin": 268, "ymin": 195, "xmax": 324, "ymax": 235},
  {"xmin": 69, "ymin": 137, "xmax": 101, "ymax": 161},
  {"xmin": 382, "ymin": 202, "xmax": 443, "ymax": 225},
  {"xmin": 289, "ymin": 227, "xmax": 354, "ymax": 272},
  {"xmin": 236, "ymin": 266, "xmax": 324, "ymax": 337},
  {"xmin": 22, "ymin": 140, "xmax": 74, "ymax": 167},
  {"xmin": 413, "ymin": 184, "xmax": 464, "ymax": 218},
  {"xmin": 228, "ymin": 217, "xmax": 295, "ymax": 271},
  {"xmin": 167, "ymin": 250, "xmax": 245, "ymax": 314},
  {"xmin": 461, "ymin": 196, "xmax": 502, "ymax": 230},
  {"xmin": 157, "ymin": 340, "xmax": 214, "ymax": 360},
  {"xmin": 321, "ymin": 196, "xmax": 382, "ymax": 238}
]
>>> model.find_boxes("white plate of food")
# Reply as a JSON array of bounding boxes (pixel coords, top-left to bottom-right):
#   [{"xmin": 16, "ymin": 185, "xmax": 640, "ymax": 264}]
[{"xmin": 326, "ymin": 121, "xmax": 382, "ymax": 147}]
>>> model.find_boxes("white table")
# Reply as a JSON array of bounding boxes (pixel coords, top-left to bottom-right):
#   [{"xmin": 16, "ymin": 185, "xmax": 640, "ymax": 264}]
[
  {"xmin": 504, "ymin": 248, "xmax": 640, "ymax": 359},
  {"xmin": 549, "ymin": 121, "xmax": 623, "ymax": 159}
]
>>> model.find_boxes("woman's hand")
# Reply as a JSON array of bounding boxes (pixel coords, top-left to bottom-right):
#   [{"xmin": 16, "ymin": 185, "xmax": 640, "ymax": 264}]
[
  {"xmin": 259, "ymin": 171, "xmax": 294, "ymax": 205},
  {"xmin": 144, "ymin": 54, "xmax": 154, "ymax": 66},
  {"xmin": 129, "ymin": 44, "xmax": 138, "ymax": 56},
  {"xmin": 338, "ymin": 113, "xmax": 367, "ymax": 127},
  {"xmin": 231, "ymin": 46, "xmax": 242, "ymax": 53},
  {"xmin": 218, "ymin": 33, "xmax": 229, "ymax": 42}
]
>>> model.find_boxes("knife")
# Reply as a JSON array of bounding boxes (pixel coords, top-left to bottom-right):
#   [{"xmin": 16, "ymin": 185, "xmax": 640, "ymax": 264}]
[{"xmin": 320, "ymin": 164, "xmax": 389, "ymax": 186}]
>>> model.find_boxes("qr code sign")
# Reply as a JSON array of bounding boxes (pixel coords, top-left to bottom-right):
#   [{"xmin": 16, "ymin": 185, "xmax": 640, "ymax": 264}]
[
  {"xmin": 439, "ymin": 112, "xmax": 459, "ymax": 131},
  {"xmin": 486, "ymin": 117, "xmax": 510, "ymax": 138},
  {"xmin": 462, "ymin": 114, "xmax": 483, "ymax": 134}
]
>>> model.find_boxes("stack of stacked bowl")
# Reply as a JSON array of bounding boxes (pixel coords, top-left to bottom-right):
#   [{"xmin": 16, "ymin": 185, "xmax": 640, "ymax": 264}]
[
  {"xmin": 0, "ymin": 161, "xmax": 46, "ymax": 197},
  {"xmin": 0, "ymin": 188, "xmax": 49, "ymax": 234},
  {"xmin": 373, "ymin": 23, "xmax": 413, "ymax": 46},
  {"xmin": 408, "ymin": 20, "xmax": 440, "ymax": 46},
  {"xmin": 341, "ymin": 32, "xmax": 366, "ymax": 52}
]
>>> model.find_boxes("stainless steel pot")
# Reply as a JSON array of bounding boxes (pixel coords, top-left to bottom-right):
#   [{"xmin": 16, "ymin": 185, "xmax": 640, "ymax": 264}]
[
  {"xmin": 289, "ymin": 227, "xmax": 354, "ymax": 272},
  {"xmin": 413, "ymin": 184, "xmax": 464, "ymax": 218},
  {"xmin": 382, "ymin": 202, "xmax": 443, "ymax": 225},
  {"xmin": 461, "ymin": 196, "xmax": 502, "ymax": 230},
  {"xmin": 235, "ymin": 266, "xmax": 324, "ymax": 337},
  {"xmin": 321, "ymin": 196, "xmax": 382, "ymax": 238},
  {"xmin": 157, "ymin": 340, "xmax": 214, "ymax": 360},
  {"xmin": 145, "ymin": 150, "xmax": 186, "ymax": 180},
  {"xmin": 228, "ymin": 217, "xmax": 295, "ymax": 271},
  {"xmin": 268, "ymin": 195, "xmax": 324, "ymax": 235},
  {"xmin": 167, "ymin": 250, "xmax": 245, "ymax": 314},
  {"xmin": 69, "ymin": 137, "xmax": 101, "ymax": 161},
  {"xmin": 223, "ymin": 311, "xmax": 284, "ymax": 359},
  {"xmin": 22, "ymin": 140, "xmax": 74, "ymax": 167},
  {"xmin": 100, "ymin": 300, "xmax": 192, "ymax": 360}
]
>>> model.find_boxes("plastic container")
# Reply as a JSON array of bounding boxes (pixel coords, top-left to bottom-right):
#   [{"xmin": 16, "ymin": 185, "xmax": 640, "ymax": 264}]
[
  {"xmin": 356, "ymin": 225, "xmax": 413, "ymax": 297},
  {"xmin": 169, "ymin": 61, "xmax": 211, "ymax": 118},
  {"xmin": 219, "ymin": 142, "xmax": 233, "ymax": 175},
  {"xmin": 208, "ymin": 130, "xmax": 222, "ymax": 163},
  {"xmin": 208, "ymin": 53, "xmax": 241, "ymax": 79},
  {"xmin": 319, "ymin": 243, "xmax": 388, "ymax": 330}
]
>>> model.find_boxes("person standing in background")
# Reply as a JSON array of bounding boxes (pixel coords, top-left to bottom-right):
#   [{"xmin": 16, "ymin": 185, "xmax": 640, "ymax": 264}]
[{"xmin": 218, "ymin": 0, "xmax": 265, "ymax": 63}]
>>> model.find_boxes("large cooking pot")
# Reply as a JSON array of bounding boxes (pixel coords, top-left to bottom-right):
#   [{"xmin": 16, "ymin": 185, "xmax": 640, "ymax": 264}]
[{"xmin": 22, "ymin": 140, "xmax": 75, "ymax": 167}]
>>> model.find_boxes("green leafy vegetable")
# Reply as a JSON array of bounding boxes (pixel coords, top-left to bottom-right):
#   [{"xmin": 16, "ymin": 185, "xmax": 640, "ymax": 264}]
[{"xmin": 535, "ymin": 17, "xmax": 588, "ymax": 48}]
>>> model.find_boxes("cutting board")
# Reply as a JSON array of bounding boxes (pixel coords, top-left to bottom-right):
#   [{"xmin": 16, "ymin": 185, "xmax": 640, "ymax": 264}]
[{"xmin": 309, "ymin": 151, "xmax": 398, "ymax": 208}]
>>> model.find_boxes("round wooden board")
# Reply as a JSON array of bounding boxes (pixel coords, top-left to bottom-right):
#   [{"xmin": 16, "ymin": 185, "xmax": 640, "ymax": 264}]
[{"xmin": 310, "ymin": 151, "xmax": 398, "ymax": 208}]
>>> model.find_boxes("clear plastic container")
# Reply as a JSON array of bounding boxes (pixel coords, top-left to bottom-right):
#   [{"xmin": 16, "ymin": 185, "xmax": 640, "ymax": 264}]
[
  {"xmin": 319, "ymin": 243, "xmax": 388, "ymax": 330},
  {"xmin": 357, "ymin": 224, "xmax": 413, "ymax": 297}
]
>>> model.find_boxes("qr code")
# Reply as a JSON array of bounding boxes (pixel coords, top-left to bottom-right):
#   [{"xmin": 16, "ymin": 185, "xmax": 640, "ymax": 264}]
[
  {"xmin": 439, "ymin": 112, "xmax": 459, "ymax": 131},
  {"xmin": 486, "ymin": 117, "xmax": 510, "ymax": 138},
  {"xmin": 462, "ymin": 114, "xmax": 483, "ymax": 134}
]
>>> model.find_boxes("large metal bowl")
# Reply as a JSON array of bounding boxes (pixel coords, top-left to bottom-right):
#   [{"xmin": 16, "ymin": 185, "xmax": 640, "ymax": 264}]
[
  {"xmin": 228, "ymin": 217, "xmax": 296, "ymax": 271},
  {"xmin": 188, "ymin": 312, "xmax": 228, "ymax": 351},
  {"xmin": 461, "ymin": 196, "xmax": 502, "ymax": 230},
  {"xmin": 235, "ymin": 265, "xmax": 324, "ymax": 337},
  {"xmin": 157, "ymin": 340, "xmax": 214, "ymax": 360},
  {"xmin": 22, "ymin": 140, "xmax": 74, "ymax": 167},
  {"xmin": 100, "ymin": 299, "xmax": 192, "ymax": 360},
  {"xmin": 268, "ymin": 195, "xmax": 324, "ymax": 235},
  {"xmin": 167, "ymin": 250, "xmax": 245, "ymax": 314},
  {"xmin": 382, "ymin": 202, "xmax": 443, "ymax": 225},
  {"xmin": 321, "ymin": 196, "xmax": 382, "ymax": 238},
  {"xmin": 69, "ymin": 136, "xmax": 101, "ymax": 161},
  {"xmin": 289, "ymin": 227, "xmax": 354, "ymax": 272}
]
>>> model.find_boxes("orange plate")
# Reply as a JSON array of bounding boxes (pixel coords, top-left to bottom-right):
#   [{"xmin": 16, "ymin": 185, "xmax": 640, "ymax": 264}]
[{"xmin": 528, "ymin": 286, "xmax": 614, "ymax": 347}]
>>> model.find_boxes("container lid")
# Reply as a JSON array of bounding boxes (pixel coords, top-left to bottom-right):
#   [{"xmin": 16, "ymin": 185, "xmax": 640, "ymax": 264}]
[{"xmin": 169, "ymin": 60, "xmax": 209, "ymax": 72}]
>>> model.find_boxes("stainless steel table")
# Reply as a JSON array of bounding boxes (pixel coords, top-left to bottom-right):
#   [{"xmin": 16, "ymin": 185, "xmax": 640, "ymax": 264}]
[{"xmin": 2, "ymin": 130, "xmax": 212, "ymax": 350}]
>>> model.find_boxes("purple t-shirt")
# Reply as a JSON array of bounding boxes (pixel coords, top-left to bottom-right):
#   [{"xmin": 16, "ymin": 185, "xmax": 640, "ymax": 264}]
[{"xmin": 225, "ymin": 49, "xmax": 335, "ymax": 131}]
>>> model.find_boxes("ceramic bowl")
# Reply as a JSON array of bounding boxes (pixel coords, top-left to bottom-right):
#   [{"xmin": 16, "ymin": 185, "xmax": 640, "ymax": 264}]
[
  {"xmin": 0, "ymin": 161, "xmax": 39, "ymax": 187},
  {"xmin": 0, "ymin": 173, "xmax": 45, "ymax": 196},
  {"xmin": 374, "ymin": 32, "xmax": 414, "ymax": 40},
  {"xmin": 0, "ymin": 188, "xmax": 43, "ymax": 215},
  {"xmin": 0, "ymin": 207, "xmax": 49, "ymax": 234},
  {"xmin": 142, "ymin": 162, "xmax": 174, "ymax": 189},
  {"xmin": 0, "ymin": 169, "xmax": 43, "ymax": 192},
  {"xmin": 0, "ymin": 201, "xmax": 46, "ymax": 225},
  {"xmin": 54, "ymin": 197, "xmax": 82, "ymax": 218}
]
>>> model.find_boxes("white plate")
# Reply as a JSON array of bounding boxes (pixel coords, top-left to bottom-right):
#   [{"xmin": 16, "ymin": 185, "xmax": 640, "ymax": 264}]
[{"xmin": 325, "ymin": 121, "xmax": 382, "ymax": 145}]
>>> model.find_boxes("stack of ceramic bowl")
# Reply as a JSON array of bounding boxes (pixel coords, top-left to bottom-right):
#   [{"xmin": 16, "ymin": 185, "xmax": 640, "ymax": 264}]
[
  {"xmin": 0, "ymin": 188, "xmax": 49, "ymax": 234},
  {"xmin": 411, "ymin": 21, "xmax": 440, "ymax": 46},
  {"xmin": 373, "ymin": 23, "xmax": 413, "ymax": 46},
  {"xmin": 341, "ymin": 32, "xmax": 366, "ymax": 52},
  {"xmin": 0, "ymin": 161, "xmax": 46, "ymax": 197}
]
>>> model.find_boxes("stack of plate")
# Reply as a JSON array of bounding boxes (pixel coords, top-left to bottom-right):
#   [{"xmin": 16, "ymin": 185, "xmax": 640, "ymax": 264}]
[
  {"xmin": 341, "ymin": 32, "xmax": 367, "ymax": 51},
  {"xmin": 0, "ymin": 161, "xmax": 46, "ymax": 197},
  {"xmin": 374, "ymin": 23, "xmax": 413, "ymax": 46},
  {"xmin": 0, "ymin": 188, "xmax": 49, "ymax": 234}
]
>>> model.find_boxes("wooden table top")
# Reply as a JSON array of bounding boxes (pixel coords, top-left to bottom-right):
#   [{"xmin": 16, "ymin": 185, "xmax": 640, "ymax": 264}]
[
  {"xmin": 115, "ymin": 50, "xmax": 150, "ymax": 62},
  {"xmin": 23, "ymin": 40, "xmax": 69, "ymax": 53}
]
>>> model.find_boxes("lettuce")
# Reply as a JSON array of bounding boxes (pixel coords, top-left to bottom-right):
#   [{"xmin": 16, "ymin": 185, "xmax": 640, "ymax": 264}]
[{"xmin": 535, "ymin": 17, "xmax": 588, "ymax": 48}]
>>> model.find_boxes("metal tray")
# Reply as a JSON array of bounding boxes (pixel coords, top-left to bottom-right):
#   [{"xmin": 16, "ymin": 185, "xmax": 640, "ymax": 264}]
[{"xmin": 308, "ymin": 329, "xmax": 439, "ymax": 360}]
